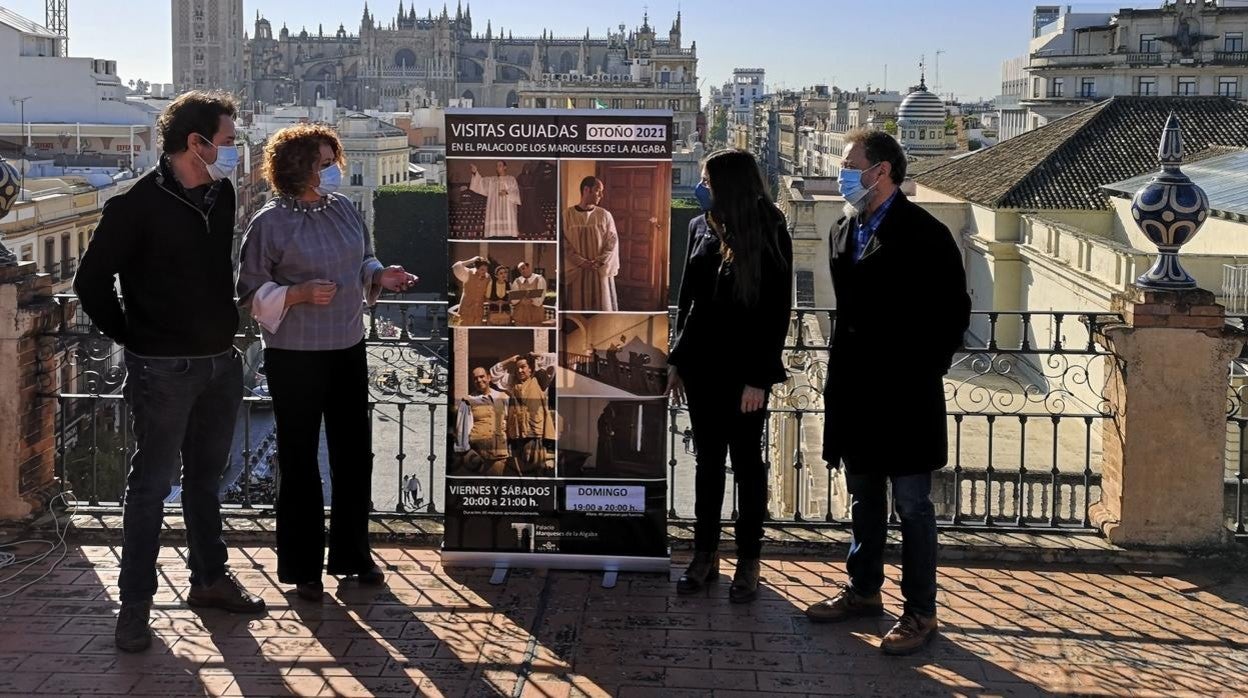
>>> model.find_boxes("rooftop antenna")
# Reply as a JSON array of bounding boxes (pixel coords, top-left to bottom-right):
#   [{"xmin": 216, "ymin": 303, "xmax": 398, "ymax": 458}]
[{"xmin": 46, "ymin": 0, "xmax": 68, "ymax": 56}]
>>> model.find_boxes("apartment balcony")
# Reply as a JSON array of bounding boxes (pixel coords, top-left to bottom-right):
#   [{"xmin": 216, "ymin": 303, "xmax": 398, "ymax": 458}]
[
  {"xmin": 1126, "ymin": 51, "xmax": 1165, "ymax": 66},
  {"xmin": 1030, "ymin": 48, "xmax": 1248, "ymax": 70},
  {"xmin": 1214, "ymin": 50, "xmax": 1248, "ymax": 66}
]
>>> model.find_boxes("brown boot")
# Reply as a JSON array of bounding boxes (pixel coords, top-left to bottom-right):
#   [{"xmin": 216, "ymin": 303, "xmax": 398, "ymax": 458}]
[
  {"xmin": 880, "ymin": 612, "xmax": 938, "ymax": 655},
  {"xmin": 675, "ymin": 552, "xmax": 720, "ymax": 595},
  {"xmin": 804, "ymin": 586, "xmax": 884, "ymax": 623}
]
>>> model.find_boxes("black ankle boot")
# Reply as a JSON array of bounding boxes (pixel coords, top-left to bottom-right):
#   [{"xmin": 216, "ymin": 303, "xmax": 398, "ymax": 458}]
[
  {"xmin": 676, "ymin": 552, "xmax": 720, "ymax": 595},
  {"xmin": 729, "ymin": 559, "xmax": 761, "ymax": 603}
]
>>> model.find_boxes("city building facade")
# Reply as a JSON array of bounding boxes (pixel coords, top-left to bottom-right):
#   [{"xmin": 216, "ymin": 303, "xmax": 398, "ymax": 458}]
[
  {"xmin": 241, "ymin": 6, "xmax": 698, "ymax": 140},
  {"xmin": 0, "ymin": 172, "xmax": 140, "ymax": 293},
  {"xmin": 0, "ymin": 8, "xmax": 160, "ymax": 172},
  {"xmin": 729, "ymin": 68, "xmax": 766, "ymax": 129},
  {"xmin": 1001, "ymin": 1, "xmax": 1248, "ymax": 141},
  {"xmin": 337, "ymin": 113, "xmax": 410, "ymax": 228},
  {"xmin": 172, "ymin": 0, "xmax": 246, "ymax": 94}
]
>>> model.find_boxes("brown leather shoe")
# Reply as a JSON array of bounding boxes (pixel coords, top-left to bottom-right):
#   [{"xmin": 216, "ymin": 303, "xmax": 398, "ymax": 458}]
[
  {"xmin": 804, "ymin": 586, "xmax": 885, "ymax": 622},
  {"xmin": 187, "ymin": 570, "xmax": 266, "ymax": 614},
  {"xmin": 880, "ymin": 612, "xmax": 938, "ymax": 655},
  {"xmin": 729, "ymin": 559, "xmax": 761, "ymax": 604},
  {"xmin": 675, "ymin": 552, "xmax": 720, "ymax": 595}
]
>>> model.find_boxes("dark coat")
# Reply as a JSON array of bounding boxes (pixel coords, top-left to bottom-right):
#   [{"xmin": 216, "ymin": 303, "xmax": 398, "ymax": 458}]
[
  {"xmin": 669, "ymin": 212, "xmax": 794, "ymax": 389},
  {"xmin": 822, "ymin": 193, "xmax": 971, "ymax": 476}
]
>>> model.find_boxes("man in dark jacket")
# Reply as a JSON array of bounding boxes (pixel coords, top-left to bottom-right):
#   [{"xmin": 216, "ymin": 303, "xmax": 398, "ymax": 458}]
[
  {"xmin": 74, "ymin": 91, "xmax": 265, "ymax": 653},
  {"xmin": 804, "ymin": 129, "xmax": 970, "ymax": 655}
]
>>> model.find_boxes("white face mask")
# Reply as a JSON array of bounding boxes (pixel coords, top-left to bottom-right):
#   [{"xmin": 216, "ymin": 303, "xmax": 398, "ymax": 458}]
[{"xmin": 193, "ymin": 135, "xmax": 239, "ymax": 181}]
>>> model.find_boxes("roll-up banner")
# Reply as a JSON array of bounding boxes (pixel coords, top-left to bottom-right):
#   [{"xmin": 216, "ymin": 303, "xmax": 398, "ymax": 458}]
[{"xmin": 442, "ymin": 109, "xmax": 674, "ymax": 573}]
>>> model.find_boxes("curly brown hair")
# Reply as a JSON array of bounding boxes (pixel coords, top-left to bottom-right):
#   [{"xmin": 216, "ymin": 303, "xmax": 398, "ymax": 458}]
[{"xmin": 262, "ymin": 124, "xmax": 346, "ymax": 198}]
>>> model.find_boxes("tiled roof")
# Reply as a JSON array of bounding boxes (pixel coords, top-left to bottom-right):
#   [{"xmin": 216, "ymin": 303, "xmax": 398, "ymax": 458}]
[
  {"xmin": 913, "ymin": 97, "xmax": 1248, "ymax": 210},
  {"xmin": 905, "ymin": 155, "xmax": 959, "ymax": 178},
  {"xmin": 1103, "ymin": 147, "xmax": 1248, "ymax": 220}
]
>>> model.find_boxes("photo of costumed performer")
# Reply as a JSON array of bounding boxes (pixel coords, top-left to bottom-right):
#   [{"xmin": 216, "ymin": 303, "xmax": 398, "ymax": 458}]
[
  {"xmin": 468, "ymin": 161, "xmax": 521, "ymax": 238},
  {"xmin": 450, "ymin": 255, "xmax": 490, "ymax": 326},
  {"xmin": 490, "ymin": 352, "xmax": 557, "ymax": 474},
  {"xmin": 509, "ymin": 261, "xmax": 547, "ymax": 326},
  {"xmin": 453, "ymin": 366, "xmax": 513, "ymax": 475},
  {"xmin": 563, "ymin": 176, "xmax": 619, "ymax": 311}
]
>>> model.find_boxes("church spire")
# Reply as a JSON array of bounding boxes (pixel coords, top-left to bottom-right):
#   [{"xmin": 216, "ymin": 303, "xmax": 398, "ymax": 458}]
[
  {"xmin": 486, "ymin": 19, "xmax": 492, "ymax": 40},
  {"xmin": 397, "ymin": 1, "xmax": 404, "ymax": 22}
]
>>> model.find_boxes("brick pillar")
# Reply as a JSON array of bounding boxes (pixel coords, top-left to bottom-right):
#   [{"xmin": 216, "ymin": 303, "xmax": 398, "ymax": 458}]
[
  {"xmin": 0, "ymin": 262, "xmax": 62, "ymax": 519},
  {"xmin": 1090, "ymin": 286, "xmax": 1244, "ymax": 548}
]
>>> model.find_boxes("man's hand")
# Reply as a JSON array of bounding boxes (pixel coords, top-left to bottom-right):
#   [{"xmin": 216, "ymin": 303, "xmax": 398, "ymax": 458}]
[{"xmin": 741, "ymin": 385, "xmax": 766, "ymax": 414}]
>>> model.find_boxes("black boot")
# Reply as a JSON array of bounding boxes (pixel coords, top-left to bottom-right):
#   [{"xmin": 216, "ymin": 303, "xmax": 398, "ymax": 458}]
[
  {"xmin": 676, "ymin": 552, "xmax": 720, "ymax": 595},
  {"xmin": 114, "ymin": 601, "xmax": 152, "ymax": 653},
  {"xmin": 729, "ymin": 559, "xmax": 761, "ymax": 604}
]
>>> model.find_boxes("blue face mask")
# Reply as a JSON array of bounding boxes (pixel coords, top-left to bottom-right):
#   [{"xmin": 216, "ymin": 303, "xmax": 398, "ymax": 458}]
[
  {"xmin": 694, "ymin": 180, "xmax": 713, "ymax": 211},
  {"xmin": 838, "ymin": 162, "xmax": 881, "ymax": 207},
  {"xmin": 315, "ymin": 163, "xmax": 342, "ymax": 196},
  {"xmin": 194, "ymin": 134, "xmax": 239, "ymax": 181}
]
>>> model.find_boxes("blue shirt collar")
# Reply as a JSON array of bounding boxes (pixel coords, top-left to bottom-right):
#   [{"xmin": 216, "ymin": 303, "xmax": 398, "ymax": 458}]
[{"xmin": 852, "ymin": 190, "xmax": 899, "ymax": 262}]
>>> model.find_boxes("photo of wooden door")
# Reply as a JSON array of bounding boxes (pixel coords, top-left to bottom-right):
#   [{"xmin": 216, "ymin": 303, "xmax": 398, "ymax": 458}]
[{"xmin": 596, "ymin": 162, "xmax": 671, "ymax": 312}]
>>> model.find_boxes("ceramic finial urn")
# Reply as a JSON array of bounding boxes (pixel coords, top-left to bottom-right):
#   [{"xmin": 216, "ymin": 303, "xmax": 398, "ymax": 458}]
[
  {"xmin": 1130, "ymin": 113, "xmax": 1209, "ymax": 289},
  {"xmin": 0, "ymin": 158, "xmax": 20, "ymax": 267}
]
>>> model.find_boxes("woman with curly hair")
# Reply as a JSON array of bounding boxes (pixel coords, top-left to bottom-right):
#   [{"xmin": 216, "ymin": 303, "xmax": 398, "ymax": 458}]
[{"xmin": 236, "ymin": 124, "xmax": 417, "ymax": 602}]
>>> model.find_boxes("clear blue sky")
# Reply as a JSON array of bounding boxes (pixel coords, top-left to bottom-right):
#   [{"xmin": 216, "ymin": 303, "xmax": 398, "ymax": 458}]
[{"xmin": 5, "ymin": 0, "xmax": 1163, "ymax": 102}]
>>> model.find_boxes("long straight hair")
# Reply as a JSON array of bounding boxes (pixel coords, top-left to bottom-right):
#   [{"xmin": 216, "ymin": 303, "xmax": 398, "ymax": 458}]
[{"xmin": 704, "ymin": 149, "xmax": 785, "ymax": 306}]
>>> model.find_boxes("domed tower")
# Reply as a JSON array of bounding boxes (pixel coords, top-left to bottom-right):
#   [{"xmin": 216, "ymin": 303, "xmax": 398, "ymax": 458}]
[{"xmin": 897, "ymin": 68, "xmax": 948, "ymax": 158}]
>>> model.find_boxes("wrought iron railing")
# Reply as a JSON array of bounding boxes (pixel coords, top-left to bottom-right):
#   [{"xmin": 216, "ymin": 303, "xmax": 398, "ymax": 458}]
[
  {"xmin": 38, "ymin": 297, "xmax": 1122, "ymax": 531},
  {"xmin": 1225, "ymin": 314, "xmax": 1248, "ymax": 537}
]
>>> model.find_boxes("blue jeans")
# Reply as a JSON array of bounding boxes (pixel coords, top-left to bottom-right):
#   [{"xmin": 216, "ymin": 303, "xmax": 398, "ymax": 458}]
[
  {"xmin": 845, "ymin": 471, "xmax": 938, "ymax": 617},
  {"xmin": 118, "ymin": 350, "xmax": 242, "ymax": 604}
]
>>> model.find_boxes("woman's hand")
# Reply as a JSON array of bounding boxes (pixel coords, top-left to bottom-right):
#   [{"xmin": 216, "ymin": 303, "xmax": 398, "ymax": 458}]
[
  {"xmin": 666, "ymin": 365, "xmax": 685, "ymax": 406},
  {"xmin": 289, "ymin": 279, "xmax": 337, "ymax": 307},
  {"xmin": 741, "ymin": 385, "xmax": 766, "ymax": 414},
  {"xmin": 379, "ymin": 265, "xmax": 418, "ymax": 292},
  {"xmin": 469, "ymin": 164, "xmax": 479, "ymax": 176}
]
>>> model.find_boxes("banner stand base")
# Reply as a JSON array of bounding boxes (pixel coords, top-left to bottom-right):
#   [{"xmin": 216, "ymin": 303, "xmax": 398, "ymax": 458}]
[
  {"xmin": 441, "ymin": 550, "xmax": 671, "ymax": 578},
  {"xmin": 489, "ymin": 564, "xmax": 509, "ymax": 585}
]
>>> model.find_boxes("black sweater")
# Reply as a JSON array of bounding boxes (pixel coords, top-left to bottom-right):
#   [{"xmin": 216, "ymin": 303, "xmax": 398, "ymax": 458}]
[
  {"xmin": 669, "ymin": 212, "xmax": 794, "ymax": 389},
  {"xmin": 73, "ymin": 168, "xmax": 239, "ymax": 356}
]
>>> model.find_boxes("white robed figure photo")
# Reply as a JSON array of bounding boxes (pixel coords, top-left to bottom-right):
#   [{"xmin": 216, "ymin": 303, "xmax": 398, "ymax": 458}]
[
  {"xmin": 469, "ymin": 160, "xmax": 522, "ymax": 238},
  {"xmin": 563, "ymin": 176, "xmax": 620, "ymax": 312}
]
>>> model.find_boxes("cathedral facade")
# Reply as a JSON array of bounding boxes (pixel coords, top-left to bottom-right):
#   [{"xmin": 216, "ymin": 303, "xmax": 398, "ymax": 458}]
[{"xmin": 243, "ymin": 2, "xmax": 698, "ymax": 122}]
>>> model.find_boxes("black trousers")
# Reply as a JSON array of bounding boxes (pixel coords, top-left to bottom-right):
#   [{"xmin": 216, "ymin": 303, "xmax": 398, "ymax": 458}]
[
  {"xmin": 683, "ymin": 369, "xmax": 769, "ymax": 559},
  {"xmin": 264, "ymin": 341, "xmax": 374, "ymax": 583}
]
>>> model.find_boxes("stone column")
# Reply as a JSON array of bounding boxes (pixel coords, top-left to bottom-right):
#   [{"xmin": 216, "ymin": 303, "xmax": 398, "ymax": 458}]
[
  {"xmin": 1090, "ymin": 286, "xmax": 1243, "ymax": 547},
  {"xmin": 0, "ymin": 262, "xmax": 62, "ymax": 519}
]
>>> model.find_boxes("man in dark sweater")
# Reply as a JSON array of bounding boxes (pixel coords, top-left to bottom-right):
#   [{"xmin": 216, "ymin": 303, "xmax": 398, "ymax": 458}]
[{"xmin": 74, "ymin": 91, "xmax": 265, "ymax": 653}]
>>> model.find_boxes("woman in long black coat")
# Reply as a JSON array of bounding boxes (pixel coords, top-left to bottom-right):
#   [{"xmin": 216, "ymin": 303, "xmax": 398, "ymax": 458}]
[{"xmin": 667, "ymin": 149, "xmax": 793, "ymax": 603}]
